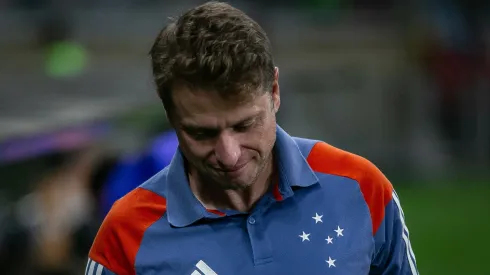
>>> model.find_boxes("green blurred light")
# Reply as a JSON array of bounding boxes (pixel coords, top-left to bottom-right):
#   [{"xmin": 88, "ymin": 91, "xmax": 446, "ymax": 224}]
[{"xmin": 45, "ymin": 41, "xmax": 88, "ymax": 78}]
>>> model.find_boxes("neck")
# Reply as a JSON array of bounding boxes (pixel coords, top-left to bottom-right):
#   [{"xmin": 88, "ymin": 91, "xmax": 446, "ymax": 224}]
[{"xmin": 189, "ymin": 156, "xmax": 275, "ymax": 213}]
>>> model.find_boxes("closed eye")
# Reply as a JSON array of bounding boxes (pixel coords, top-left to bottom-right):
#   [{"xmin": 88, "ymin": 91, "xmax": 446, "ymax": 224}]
[
  {"xmin": 233, "ymin": 117, "xmax": 259, "ymax": 133},
  {"xmin": 184, "ymin": 127, "xmax": 219, "ymax": 141},
  {"xmin": 233, "ymin": 123, "xmax": 253, "ymax": 132}
]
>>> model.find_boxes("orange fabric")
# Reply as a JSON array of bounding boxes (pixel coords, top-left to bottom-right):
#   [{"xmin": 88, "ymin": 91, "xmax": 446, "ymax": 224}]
[
  {"xmin": 271, "ymin": 165, "xmax": 283, "ymax": 201},
  {"xmin": 89, "ymin": 187, "xmax": 167, "ymax": 275},
  {"xmin": 272, "ymin": 182, "xmax": 283, "ymax": 201},
  {"xmin": 306, "ymin": 142, "xmax": 393, "ymax": 235},
  {"xmin": 206, "ymin": 209, "xmax": 226, "ymax": 216}
]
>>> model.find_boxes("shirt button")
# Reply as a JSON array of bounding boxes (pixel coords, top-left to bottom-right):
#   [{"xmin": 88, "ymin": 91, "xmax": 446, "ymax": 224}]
[{"xmin": 248, "ymin": 217, "xmax": 256, "ymax": 225}]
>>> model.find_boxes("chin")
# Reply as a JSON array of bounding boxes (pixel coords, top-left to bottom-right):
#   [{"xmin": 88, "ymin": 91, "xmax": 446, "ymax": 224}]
[{"xmin": 221, "ymin": 178, "xmax": 253, "ymax": 191}]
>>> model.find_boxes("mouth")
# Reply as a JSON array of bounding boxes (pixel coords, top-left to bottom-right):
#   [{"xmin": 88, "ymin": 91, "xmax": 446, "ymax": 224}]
[{"xmin": 217, "ymin": 162, "xmax": 248, "ymax": 173}]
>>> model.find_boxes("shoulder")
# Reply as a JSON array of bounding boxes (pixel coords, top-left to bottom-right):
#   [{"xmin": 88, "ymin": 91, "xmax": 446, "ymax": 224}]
[
  {"xmin": 307, "ymin": 141, "xmax": 391, "ymax": 187},
  {"xmin": 294, "ymin": 138, "xmax": 390, "ymax": 185},
  {"xmin": 297, "ymin": 139, "xmax": 393, "ymax": 234},
  {"xmin": 89, "ymin": 182, "xmax": 167, "ymax": 274}
]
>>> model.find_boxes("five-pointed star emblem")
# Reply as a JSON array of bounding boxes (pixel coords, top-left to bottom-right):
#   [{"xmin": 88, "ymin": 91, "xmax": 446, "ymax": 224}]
[
  {"xmin": 299, "ymin": 231, "xmax": 310, "ymax": 242},
  {"xmin": 312, "ymin": 213, "xmax": 323, "ymax": 223},
  {"xmin": 326, "ymin": 257, "xmax": 336, "ymax": 268},
  {"xmin": 334, "ymin": 226, "xmax": 344, "ymax": 237},
  {"xmin": 325, "ymin": 236, "xmax": 333, "ymax": 244},
  {"xmin": 298, "ymin": 215, "xmax": 344, "ymax": 269}
]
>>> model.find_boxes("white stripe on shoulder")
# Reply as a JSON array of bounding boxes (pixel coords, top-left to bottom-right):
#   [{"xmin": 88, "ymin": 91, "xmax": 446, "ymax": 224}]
[
  {"xmin": 85, "ymin": 259, "xmax": 92, "ymax": 275},
  {"xmin": 87, "ymin": 259, "xmax": 96, "ymax": 275},
  {"xmin": 392, "ymin": 190, "xmax": 418, "ymax": 275},
  {"xmin": 95, "ymin": 263, "xmax": 104, "ymax": 275}
]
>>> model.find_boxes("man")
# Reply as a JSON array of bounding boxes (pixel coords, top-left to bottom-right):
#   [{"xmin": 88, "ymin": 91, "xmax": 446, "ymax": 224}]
[{"xmin": 86, "ymin": 2, "xmax": 419, "ymax": 275}]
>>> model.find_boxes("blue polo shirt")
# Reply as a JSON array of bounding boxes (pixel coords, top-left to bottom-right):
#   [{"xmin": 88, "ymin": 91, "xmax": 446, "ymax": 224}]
[{"xmin": 87, "ymin": 126, "xmax": 419, "ymax": 275}]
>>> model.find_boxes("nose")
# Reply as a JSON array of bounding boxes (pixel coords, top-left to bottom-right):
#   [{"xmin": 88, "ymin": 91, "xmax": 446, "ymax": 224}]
[{"xmin": 214, "ymin": 132, "xmax": 241, "ymax": 169}]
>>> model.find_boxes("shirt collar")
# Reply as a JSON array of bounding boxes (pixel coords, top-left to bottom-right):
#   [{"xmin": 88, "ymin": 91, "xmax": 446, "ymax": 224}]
[
  {"xmin": 165, "ymin": 125, "xmax": 319, "ymax": 227},
  {"xmin": 165, "ymin": 150, "xmax": 207, "ymax": 227},
  {"xmin": 274, "ymin": 125, "xmax": 319, "ymax": 199}
]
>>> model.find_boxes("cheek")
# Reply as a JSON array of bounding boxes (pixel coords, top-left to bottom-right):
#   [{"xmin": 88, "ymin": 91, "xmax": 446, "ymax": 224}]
[
  {"xmin": 180, "ymin": 136, "xmax": 212, "ymax": 160},
  {"xmin": 259, "ymin": 121, "xmax": 277, "ymax": 150},
  {"xmin": 239, "ymin": 129, "xmax": 263, "ymax": 147},
  {"xmin": 241, "ymin": 126, "xmax": 275, "ymax": 153}
]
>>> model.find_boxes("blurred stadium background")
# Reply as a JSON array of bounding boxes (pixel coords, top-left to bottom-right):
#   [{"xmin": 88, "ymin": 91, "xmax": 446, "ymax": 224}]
[{"xmin": 0, "ymin": 0, "xmax": 489, "ymax": 274}]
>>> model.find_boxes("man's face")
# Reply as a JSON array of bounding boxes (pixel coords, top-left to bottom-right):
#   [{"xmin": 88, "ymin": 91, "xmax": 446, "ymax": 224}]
[{"xmin": 170, "ymin": 71, "xmax": 280, "ymax": 190}]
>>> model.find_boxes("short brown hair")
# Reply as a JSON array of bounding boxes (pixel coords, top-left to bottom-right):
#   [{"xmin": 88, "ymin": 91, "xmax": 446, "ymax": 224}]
[{"xmin": 149, "ymin": 1, "xmax": 274, "ymax": 113}]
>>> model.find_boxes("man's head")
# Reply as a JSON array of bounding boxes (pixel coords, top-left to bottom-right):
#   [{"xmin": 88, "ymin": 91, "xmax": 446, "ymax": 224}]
[{"xmin": 149, "ymin": 1, "xmax": 279, "ymax": 190}]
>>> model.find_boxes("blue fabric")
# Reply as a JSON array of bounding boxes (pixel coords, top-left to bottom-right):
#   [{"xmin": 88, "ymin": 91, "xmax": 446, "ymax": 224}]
[{"xmin": 371, "ymin": 191, "xmax": 418, "ymax": 274}]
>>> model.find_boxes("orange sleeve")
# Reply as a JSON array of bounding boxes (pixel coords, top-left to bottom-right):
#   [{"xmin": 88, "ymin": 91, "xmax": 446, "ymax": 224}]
[
  {"xmin": 307, "ymin": 142, "xmax": 393, "ymax": 235},
  {"xmin": 89, "ymin": 187, "xmax": 167, "ymax": 275}
]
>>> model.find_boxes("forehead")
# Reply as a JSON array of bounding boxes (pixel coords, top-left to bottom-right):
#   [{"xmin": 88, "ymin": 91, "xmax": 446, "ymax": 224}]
[{"xmin": 172, "ymin": 86, "xmax": 268, "ymax": 127}]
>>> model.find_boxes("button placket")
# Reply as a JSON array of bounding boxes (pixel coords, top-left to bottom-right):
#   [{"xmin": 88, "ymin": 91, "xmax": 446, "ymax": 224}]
[{"xmin": 246, "ymin": 207, "xmax": 274, "ymax": 265}]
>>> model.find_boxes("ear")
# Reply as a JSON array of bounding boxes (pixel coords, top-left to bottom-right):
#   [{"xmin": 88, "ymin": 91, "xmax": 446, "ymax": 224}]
[{"xmin": 271, "ymin": 67, "xmax": 280, "ymax": 113}]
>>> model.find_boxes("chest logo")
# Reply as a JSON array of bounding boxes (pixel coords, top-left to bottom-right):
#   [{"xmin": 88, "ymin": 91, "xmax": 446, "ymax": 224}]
[
  {"xmin": 297, "ymin": 212, "xmax": 346, "ymax": 269},
  {"xmin": 191, "ymin": 260, "xmax": 218, "ymax": 275}
]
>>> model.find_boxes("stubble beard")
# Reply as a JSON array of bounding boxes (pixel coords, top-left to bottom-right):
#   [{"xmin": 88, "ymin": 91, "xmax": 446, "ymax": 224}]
[{"xmin": 199, "ymin": 151, "xmax": 273, "ymax": 191}]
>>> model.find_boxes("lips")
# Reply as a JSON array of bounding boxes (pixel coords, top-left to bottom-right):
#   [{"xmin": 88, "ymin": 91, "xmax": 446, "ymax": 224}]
[{"xmin": 217, "ymin": 162, "xmax": 248, "ymax": 173}]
